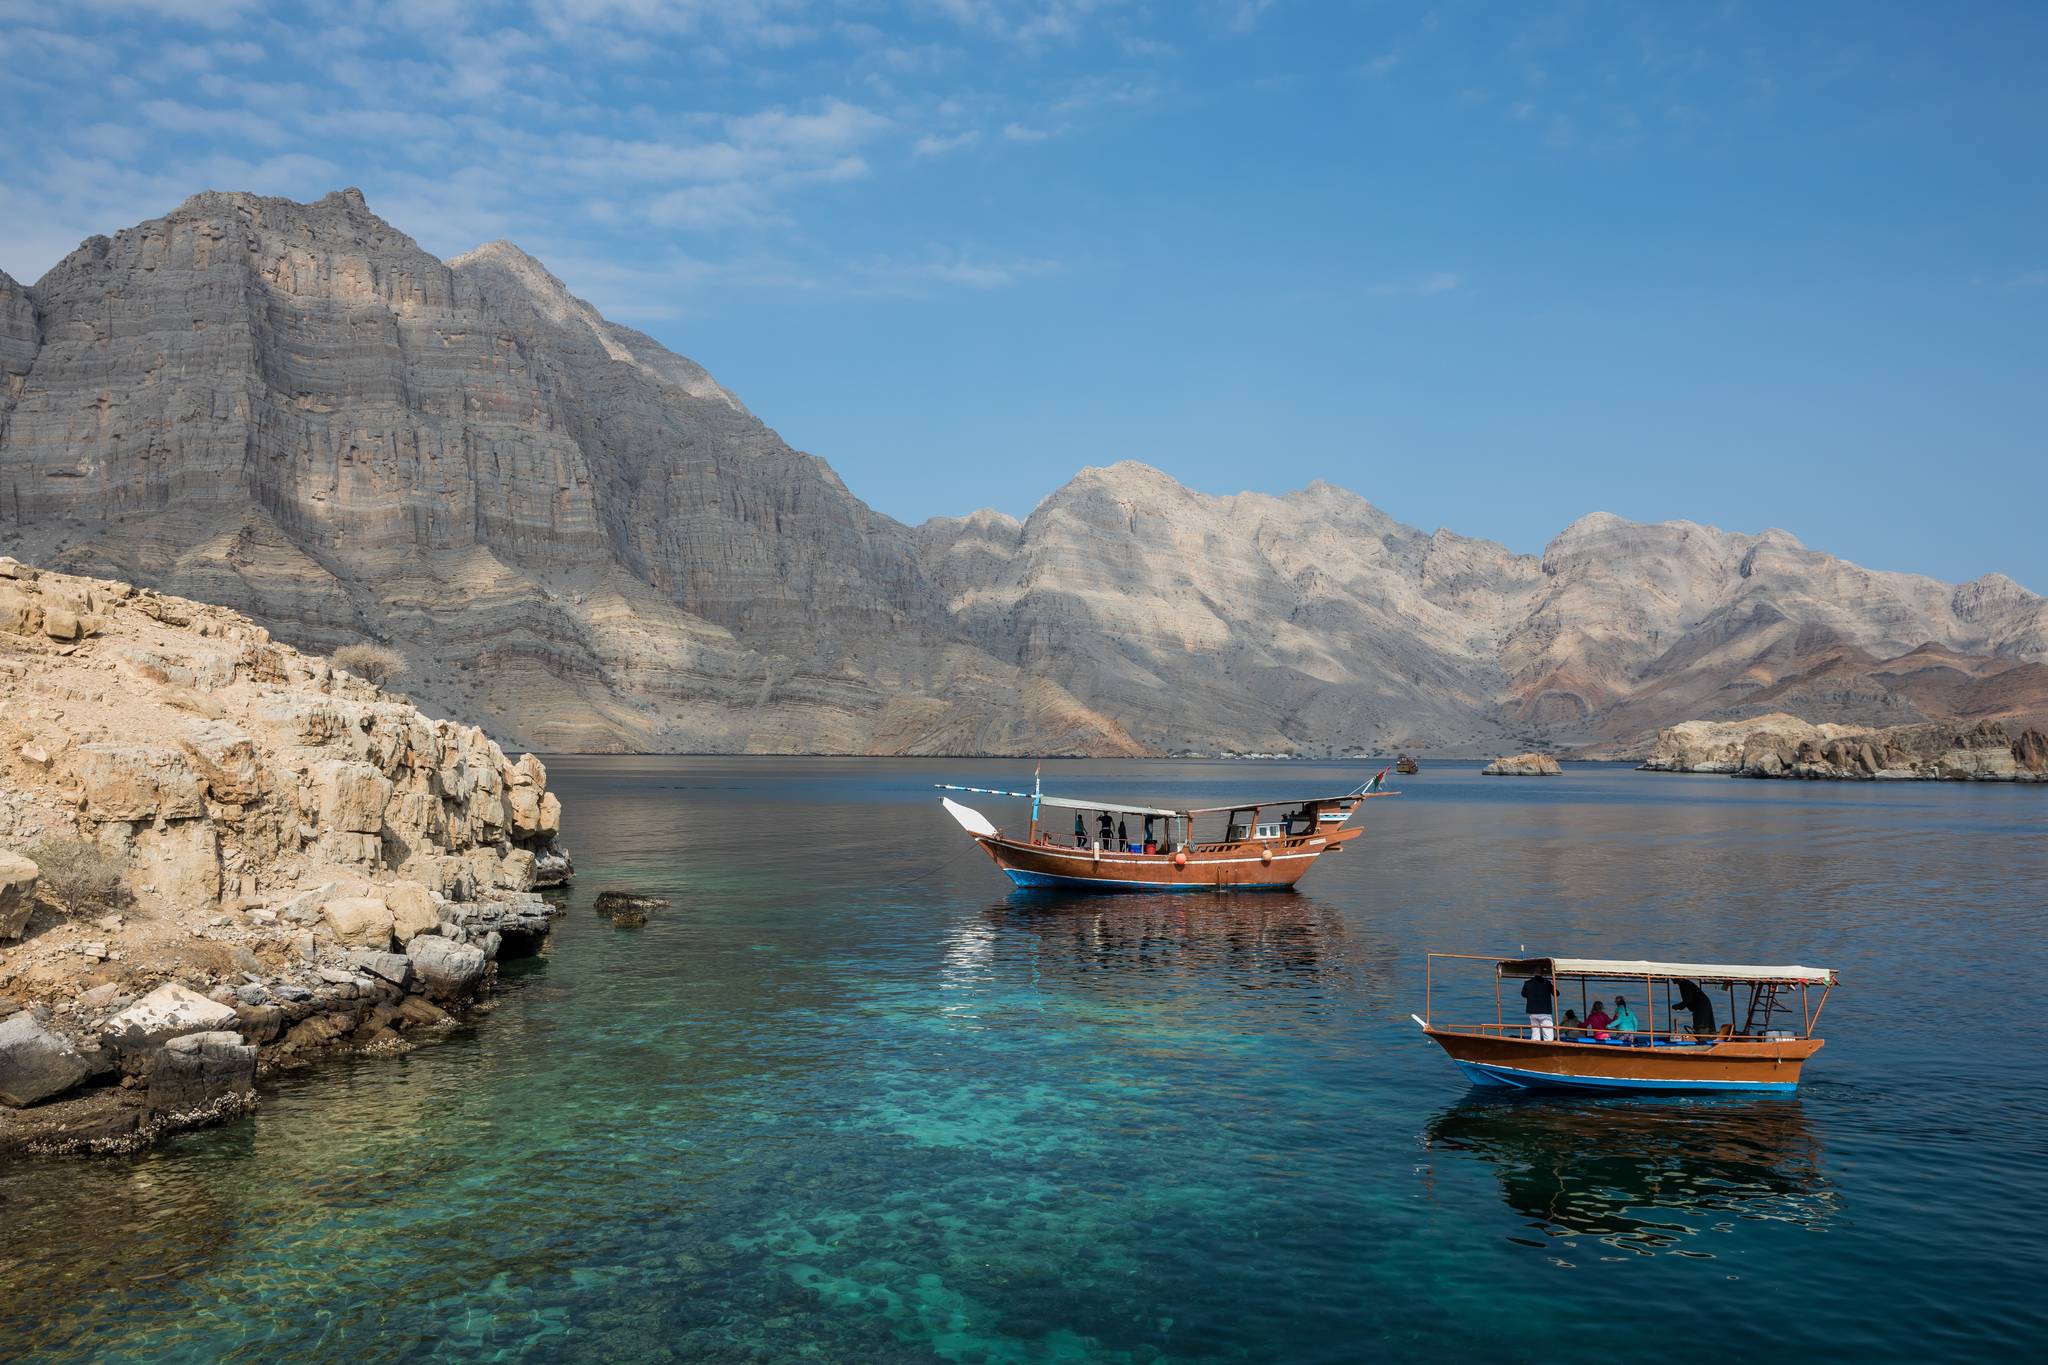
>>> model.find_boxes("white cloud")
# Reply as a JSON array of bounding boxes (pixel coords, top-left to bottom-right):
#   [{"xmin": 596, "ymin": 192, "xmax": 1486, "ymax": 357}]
[
  {"xmin": 860, "ymin": 249, "xmax": 1061, "ymax": 291},
  {"xmin": 142, "ymin": 98, "xmax": 292, "ymax": 147},
  {"xmin": 1366, "ymin": 272, "xmax": 1464, "ymax": 296},
  {"xmin": 649, "ymin": 182, "xmax": 782, "ymax": 227},
  {"xmin": 1002, "ymin": 121, "xmax": 1051, "ymax": 142},
  {"xmin": 913, "ymin": 129, "xmax": 980, "ymax": 156},
  {"xmin": 70, "ymin": 0, "xmax": 265, "ymax": 31},
  {"xmin": 1226, "ymin": 0, "xmax": 1276, "ymax": 34}
]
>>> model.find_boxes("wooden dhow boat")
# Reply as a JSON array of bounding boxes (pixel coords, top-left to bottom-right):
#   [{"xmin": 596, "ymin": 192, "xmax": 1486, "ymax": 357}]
[
  {"xmin": 936, "ymin": 769, "xmax": 1393, "ymax": 892},
  {"xmin": 1415, "ymin": 953, "xmax": 1837, "ymax": 1093}
]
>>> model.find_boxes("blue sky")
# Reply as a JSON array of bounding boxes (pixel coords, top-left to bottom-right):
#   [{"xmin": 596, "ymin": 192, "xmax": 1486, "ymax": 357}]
[{"xmin": 2, "ymin": 1, "xmax": 2042, "ymax": 589}]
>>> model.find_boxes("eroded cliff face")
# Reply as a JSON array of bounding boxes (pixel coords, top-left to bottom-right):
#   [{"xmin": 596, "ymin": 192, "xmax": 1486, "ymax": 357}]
[
  {"xmin": 3, "ymin": 189, "xmax": 2045, "ymax": 758},
  {"xmin": 0, "ymin": 190, "xmax": 1135, "ymax": 757}
]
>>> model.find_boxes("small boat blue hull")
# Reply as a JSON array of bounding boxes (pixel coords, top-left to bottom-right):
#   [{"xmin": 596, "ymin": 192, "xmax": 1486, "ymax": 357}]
[{"xmin": 1452, "ymin": 1058, "xmax": 1799, "ymax": 1094}]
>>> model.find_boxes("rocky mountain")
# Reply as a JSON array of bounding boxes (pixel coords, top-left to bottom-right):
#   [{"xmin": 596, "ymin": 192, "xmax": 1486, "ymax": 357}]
[{"xmin": 3, "ymin": 189, "xmax": 2044, "ymax": 757}]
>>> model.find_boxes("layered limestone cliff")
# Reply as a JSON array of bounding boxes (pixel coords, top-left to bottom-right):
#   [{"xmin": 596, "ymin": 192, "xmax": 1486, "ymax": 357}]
[
  {"xmin": 0, "ymin": 558, "xmax": 570, "ymax": 1151},
  {"xmin": 1641, "ymin": 712, "xmax": 2048, "ymax": 781},
  {"xmin": 3, "ymin": 189, "xmax": 2045, "ymax": 758}
]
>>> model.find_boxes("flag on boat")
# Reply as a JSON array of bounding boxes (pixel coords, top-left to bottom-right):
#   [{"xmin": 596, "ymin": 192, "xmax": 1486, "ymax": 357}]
[{"xmin": 1361, "ymin": 768, "xmax": 1389, "ymax": 794}]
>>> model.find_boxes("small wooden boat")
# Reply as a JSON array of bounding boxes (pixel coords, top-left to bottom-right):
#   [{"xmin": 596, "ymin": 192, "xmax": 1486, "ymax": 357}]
[
  {"xmin": 1415, "ymin": 953, "xmax": 1836, "ymax": 1093},
  {"xmin": 936, "ymin": 769, "xmax": 1394, "ymax": 892},
  {"xmin": 1395, "ymin": 755, "xmax": 1420, "ymax": 775}
]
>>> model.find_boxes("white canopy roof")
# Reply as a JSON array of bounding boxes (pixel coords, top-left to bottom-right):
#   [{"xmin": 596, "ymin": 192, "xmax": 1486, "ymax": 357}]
[
  {"xmin": 933, "ymin": 785, "xmax": 1183, "ymax": 818},
  {"xmin": 933, "ymin": 783, "xmax": 1372, "ymax": 819},
  {"xmin": 1502, "ymin": 957, "xmax": 1836, "ymax": 986}
]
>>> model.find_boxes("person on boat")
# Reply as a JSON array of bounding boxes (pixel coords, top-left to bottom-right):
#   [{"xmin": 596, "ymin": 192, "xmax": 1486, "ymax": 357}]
[
  {"xmin": 1610, "ymin": 995, "xmax": 1640, "ymax": 1040},
  {"xmin": 1096, "ymin": 811, "xmax": 1114, "ymax": 846},
  {"xmin": 1520, "ymin": 973, "xmax": 1556, "ymax": 1041},
  {"xmin": 1585, "ymin": 1000, "xmax": 1613, "ymax": 1041},
  {"xmin": 1073, "ymin": 812, "xmax": 1087, "ymax": 848},
  {"xmin": 1560, "ymin": 1008, "xmax": 1583, "ymax": 1040},
  {"xmin": 1673, "ymin": 978, "xmax": 1718, "ymax": 1038},
  {"xmin": 1117, "ymin": 816, "xmax": 1129, "ymax": 849}
]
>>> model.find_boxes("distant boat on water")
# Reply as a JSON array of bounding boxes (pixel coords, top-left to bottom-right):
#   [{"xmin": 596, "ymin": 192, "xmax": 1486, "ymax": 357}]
[
  {"xmin": 936, "ymin": 769, "xmax": 1395, "ymax": 892},
  {"xmin": 1395, "ymin": 755, "xmax": 1420, "ymax": 774}
]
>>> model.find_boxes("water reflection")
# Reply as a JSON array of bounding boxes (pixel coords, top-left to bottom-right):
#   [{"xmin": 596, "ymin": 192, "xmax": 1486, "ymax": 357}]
[
  {"xmin": 1422, "ymin": 1095, "xmax": 1837, "ymax": 1257},
  {"xmin": 969, "ymin": 890, "xmax": 1353, "ymax": 989}
]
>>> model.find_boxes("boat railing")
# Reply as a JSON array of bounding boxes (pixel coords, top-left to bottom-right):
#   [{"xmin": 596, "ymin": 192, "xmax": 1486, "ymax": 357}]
[{"xmin": 1425, "ymin": 1020, "xmax": 1807, "ymax": 1046}]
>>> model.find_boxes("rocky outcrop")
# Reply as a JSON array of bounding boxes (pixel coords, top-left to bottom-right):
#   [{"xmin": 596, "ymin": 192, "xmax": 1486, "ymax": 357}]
[
  {"xmin": 0, "ymin": 561, "xmax": 572, "ymax": 1152},
  {"xmin": 0, "ymin": 852, "xmax": 35, "ymax": 939},
  {"xmin": 3, "ymin": 189, "xmax": 2045, "ymax": 758},
  {"xmin": 1643, "ymin": 713, "xmax": 2048, "ymax": 781},
  {"xmin": 0, "ymin": 1011, "xmax": 97, "ymax": 1106},
  {"xmin": 1482, "ymin": 753, "xmax": 1563, "ymax": 776}
]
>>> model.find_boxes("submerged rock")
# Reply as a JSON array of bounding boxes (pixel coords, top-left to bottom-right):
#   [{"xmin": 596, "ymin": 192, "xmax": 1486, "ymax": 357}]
[{"xmin": 594, "ymin": 891, "xmax": 669, "ymax": 915}]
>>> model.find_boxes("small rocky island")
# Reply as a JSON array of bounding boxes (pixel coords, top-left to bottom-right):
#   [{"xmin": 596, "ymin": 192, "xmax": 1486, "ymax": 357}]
[
  {"xmin": 1642, "ymin": 712, "xmax": 2048, "ymax": 781},
  {"xmin": 1482, "ymin": 752, "xmax": 1563, "ymax": 776},
  {"xmin": 0, "ymin": 560, "xmax": 572, "ymax": 1153}
]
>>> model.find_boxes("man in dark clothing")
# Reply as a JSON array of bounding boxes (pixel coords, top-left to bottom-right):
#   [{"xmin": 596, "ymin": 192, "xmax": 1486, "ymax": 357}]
[
  {"xmin": 1097, "ymin": 811, "xmax": 1114, "ymax": 846},
  {"xmin": 1117, "ymin": 817, "xmax": 1129, "ymax": 848},
  {"xmin": 1520, "ymin": 973, "xmax": 1556, "ymax": 1041},
  {"xmin": 1673, "ymin": 979, "xmax": 1718, "ymax": 1037}
]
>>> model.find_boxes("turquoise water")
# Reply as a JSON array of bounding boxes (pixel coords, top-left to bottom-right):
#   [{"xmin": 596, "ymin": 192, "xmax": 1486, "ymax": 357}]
[{"xmin": 3, "ymin": 758, "xmax": 2045, "ymax": 1360}]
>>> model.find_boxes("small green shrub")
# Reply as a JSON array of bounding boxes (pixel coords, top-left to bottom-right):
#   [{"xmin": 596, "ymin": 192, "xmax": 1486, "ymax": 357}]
[
  {"xmin": 24, "ymin": 837, "xmax": 130, "ymax": 916},
  {"xmin": 332, "ymin": 642, "xmax": 408, "ymax": 689}
]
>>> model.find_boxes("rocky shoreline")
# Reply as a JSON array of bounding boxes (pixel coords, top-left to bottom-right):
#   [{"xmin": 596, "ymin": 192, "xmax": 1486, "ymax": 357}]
[
  {"xmin": 1641, "ymin": 713, "xmax": 2048, "ymax": 782},
  {"xmin": 1, "ymin": 559, "xmax": 574, "ymax": 1153}
]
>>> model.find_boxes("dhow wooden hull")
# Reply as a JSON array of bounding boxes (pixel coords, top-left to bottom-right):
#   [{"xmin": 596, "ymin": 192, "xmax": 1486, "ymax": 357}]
[{"xmin": 976, "ymin": 829, "xmax": 1358, "ymax": 892}]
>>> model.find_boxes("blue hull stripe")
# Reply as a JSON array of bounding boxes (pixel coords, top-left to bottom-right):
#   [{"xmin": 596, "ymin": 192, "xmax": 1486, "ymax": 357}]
[
  {"xmin": 1003, "ymin": 869, "xmax": 1293, "ymax": 893},
  {"xmin": 1452, "ymin": 1059, "xmax": 1798, "ymax": 1094}
]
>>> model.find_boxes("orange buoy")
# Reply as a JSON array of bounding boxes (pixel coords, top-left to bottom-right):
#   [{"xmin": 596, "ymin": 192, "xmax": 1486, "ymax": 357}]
[
  {"xmin": 1261, "ymin": 846, "xmax": 1273, "ymax": 865},
  {"xmin": 1173, "ymin": 850, "xmax": 1187, "ymax": 869}
]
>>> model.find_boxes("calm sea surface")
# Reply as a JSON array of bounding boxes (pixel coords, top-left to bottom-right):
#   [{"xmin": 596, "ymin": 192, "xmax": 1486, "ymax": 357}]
[{"xmin": 3, "ymin": 758, "xmax": 2045, "ymax": 1361}]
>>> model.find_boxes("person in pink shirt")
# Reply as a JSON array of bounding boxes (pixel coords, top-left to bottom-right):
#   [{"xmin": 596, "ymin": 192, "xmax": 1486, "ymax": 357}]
[{"xmin": 1585, "ymin": 1000, "xmax": 1614, "ymax": 1041}]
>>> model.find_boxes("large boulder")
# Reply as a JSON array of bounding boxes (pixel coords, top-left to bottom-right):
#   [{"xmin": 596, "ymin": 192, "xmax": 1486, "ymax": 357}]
[
  {"xmin": 346, "ymin": 948, "xmax": 414, "ymax": 990},
  {"xmin": 383, "ymin": 880, "xmax": 440, "ymax": 943},
  {"xmin": 0, "ymin": 851, "xmax": 37, "ymax": 940},
  {"xmin": 321, "ymin": 895, "xmax": 395, "ymax": 949},
  {"xmin": 105, "ymin": 982, "xmax": 240, "ymax": 1048},
  {"xmin": 406, "ymin": 935, "xmax": 486, "ymax": 1000},
  {"xmin": 0, "ymin": 1012, "xmax": 96, "ymax": 1106},
  {"xmin": 146, "ymin": 1030, "xmax": 257, "ymax": 1117}
]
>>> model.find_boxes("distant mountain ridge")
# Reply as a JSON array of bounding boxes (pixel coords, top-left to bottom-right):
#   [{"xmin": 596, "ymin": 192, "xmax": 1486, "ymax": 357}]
[{"xmin": 2, "ymin": 189, "xmax": 2043, "ymax": 755}]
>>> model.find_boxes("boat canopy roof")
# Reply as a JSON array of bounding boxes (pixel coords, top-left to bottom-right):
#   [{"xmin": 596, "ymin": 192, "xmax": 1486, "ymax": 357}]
[
  {"xmin": 933, "ymin": 782, "xmax": 1381, "ymax": 820},
  {"xmin": 1498, "ymin": 957, "xmax": 1836, "ymax": 986}
]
